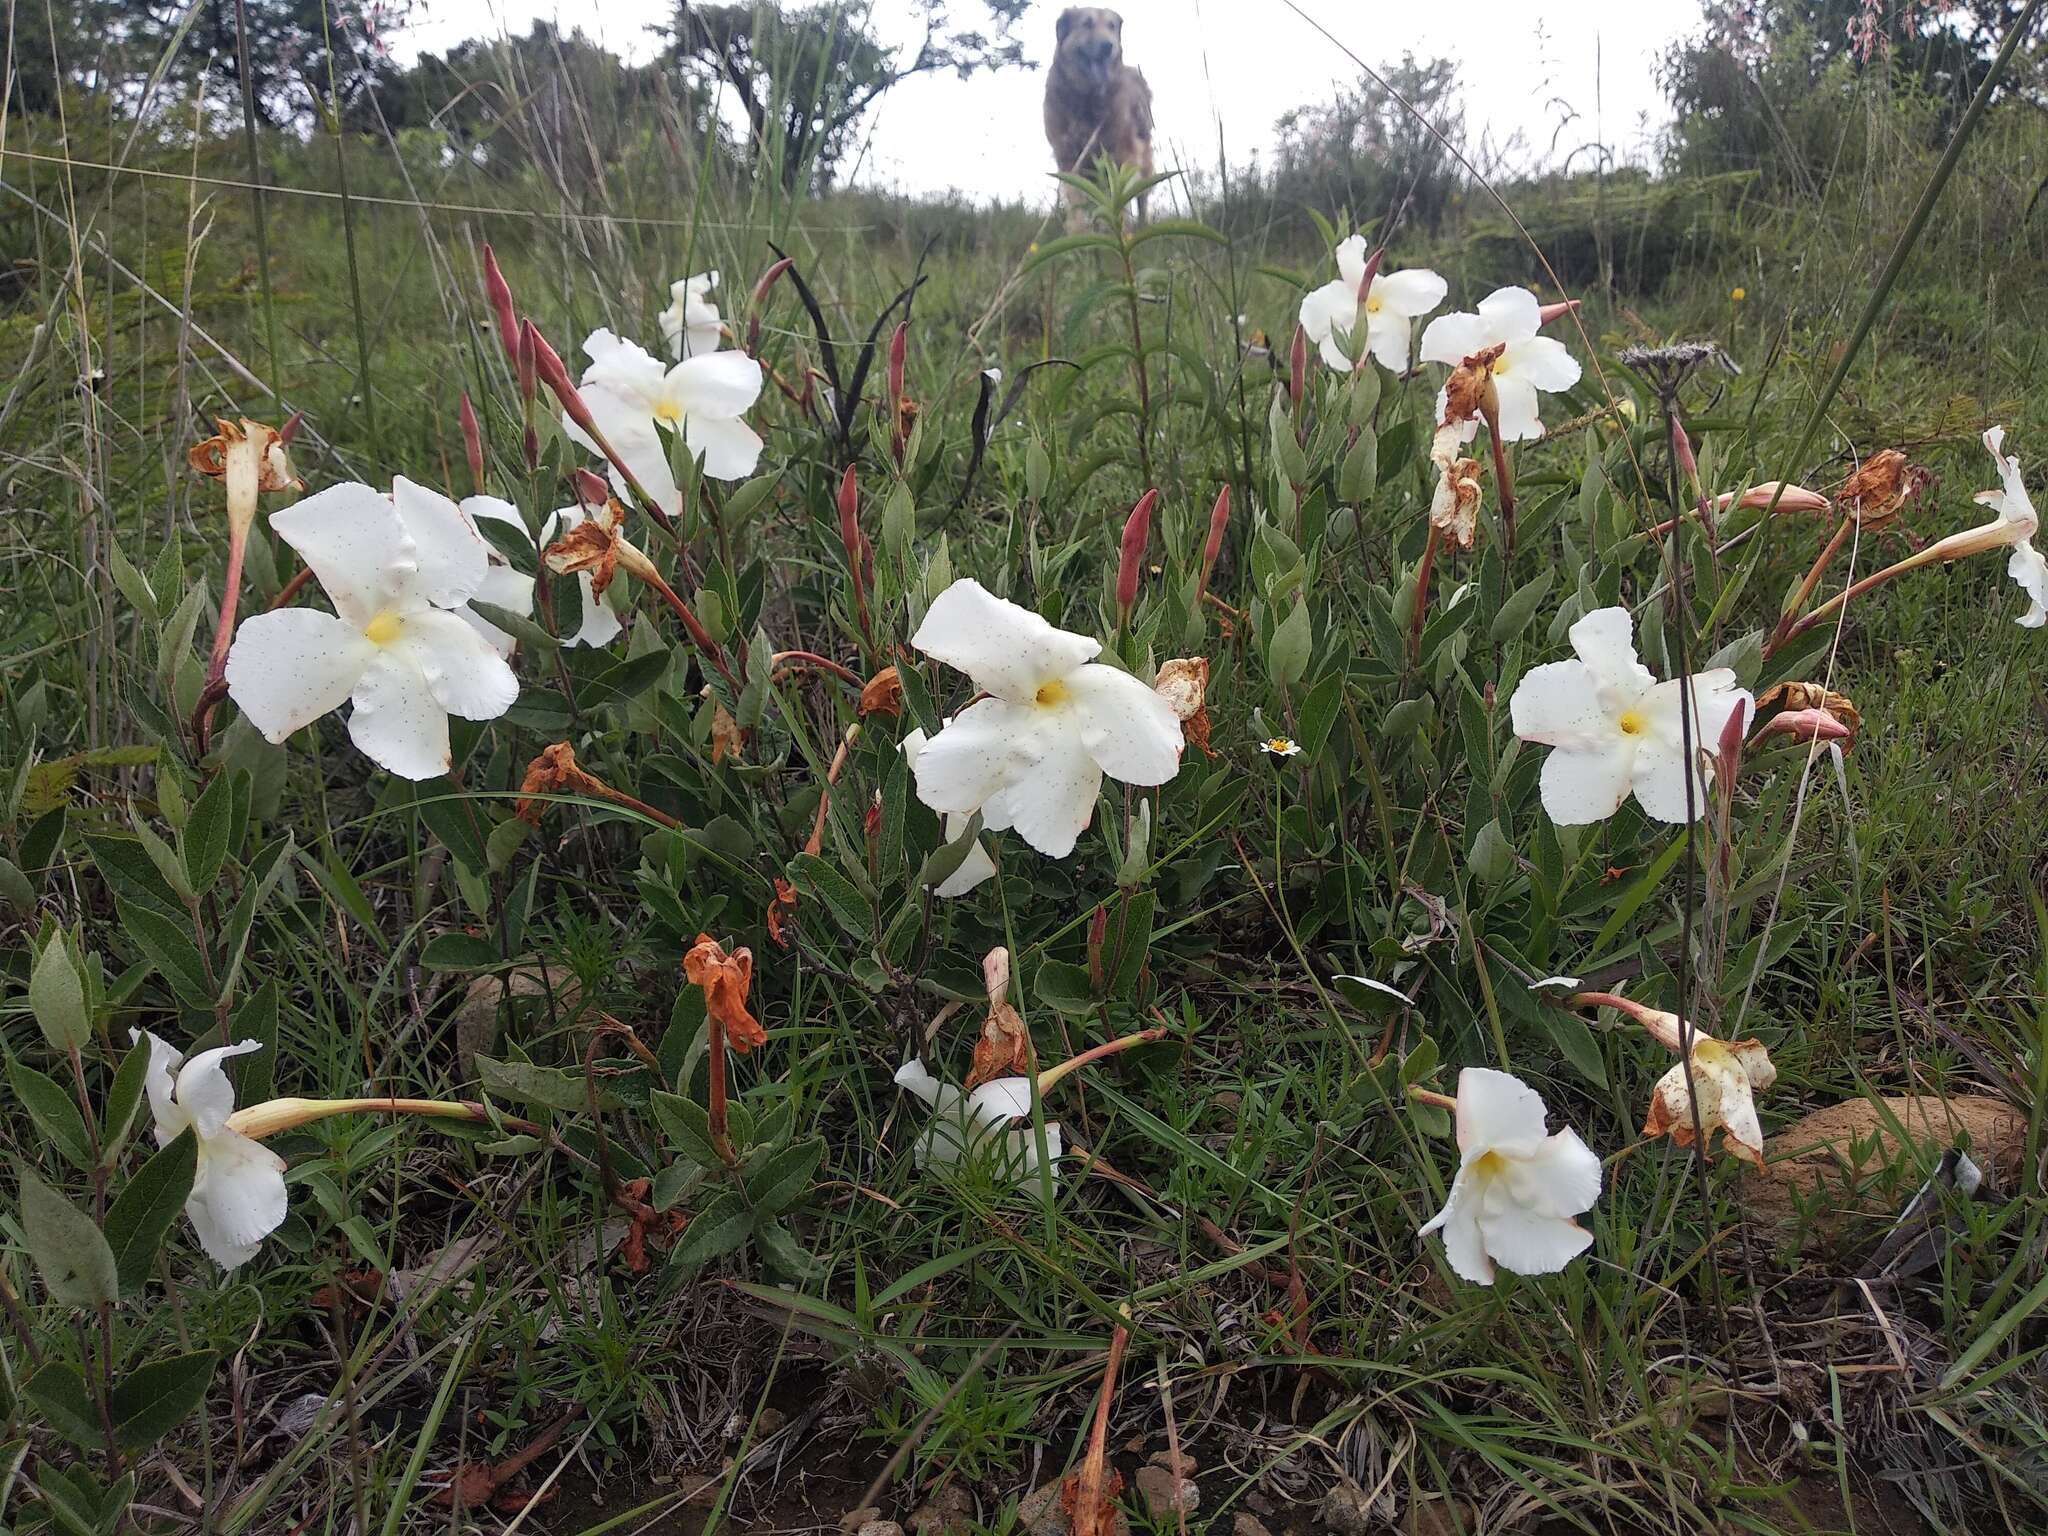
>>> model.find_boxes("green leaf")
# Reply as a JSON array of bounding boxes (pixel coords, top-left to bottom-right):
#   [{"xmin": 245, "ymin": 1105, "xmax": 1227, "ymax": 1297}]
[
  {"xmin": 104, "ymin": 1130, "xmax": 198, "ymax": 1296},
  {"xmin": 108, "ymin": 541, "xmax": 158, "ymax": 623},
  {"xmin": 18, "ymin": 1169, "xmax": 117, "ymax": 1310},
  {"xmin": 1127, "ymin": 217, "xmax": 1228, "ymax": 250},
  {"xmin": 110, "ymin": 1350, "xmax": 217, "ymax": 1451},
  {"xmin": 28, "ymin": 933, "xmax": 90, "ymax": 1052},
  {"xmin": 754, "ymin": 1219, "xmax": 817, "ymax": 1281},
  {"xmin": 417, "ymin": 784, "xmax": 491, "ymax": 875},
  {"xmin": 0, "ymin": 855, "xmax": 33, "ymax": 914},
  {"xmin": 650, "ymin": 1090, "xmax": 721, "ymax": 1168},
  {"xmin": 115, "ymin": 898, "xmax": 213, "ymax": 1009},
  {"xmin": 100, "ymin": 1035, "xmax": 154, "ymax": 1164},
  {"xmin": 1541, "ymin": 1006, "xmax": 1608, "ymax": 1088},
  {"xmin": 787, "ymin": 853, "xmax": 870, "ymax": 941},
  {"xmin": 469, "ymin": 600, "xmax": 561, "ymax": 653},
  {"xmin": 23, "ymin": 1363, "xmax": 101, "ymax": 1449},
  {"xmin": 1489, "ymin": 567, "xmax": 1555, "ymax": 644},
  {"xmin": 746, "ymin": 1137, "xmax": 824, "ymax": 1216},
  {"xmin": 670, "ymin": 1188, "xmax": 751, "ymax": 1269},
  {"xmin": 1266, "ymin": 599, "xmax": 1312, "ymax": 690},
  {"xmin": 419, "ymin": 933, "xmax": 501, "ymax": 971},
  {"xmin": 476, "ymin": 1055, "xmax": 595, "ymax": 1113},
  {"xmin": 1034, "ymin": 958, "xmax": 1097, "ymax": 1015},
  {"xmin": 6, "ymin": 1059, "xmax": 92, "ymax": 1171},
  {"xmin": 1467, "ymin": 819, "xmax": 1515, "ymax": 887},
  {"xmin": 913, "ymin": 811, "xmax": 984, "ymax": 895},
  {"xmin": 180, "ymin": 771, "xmax": 235, "ymax": 896}
]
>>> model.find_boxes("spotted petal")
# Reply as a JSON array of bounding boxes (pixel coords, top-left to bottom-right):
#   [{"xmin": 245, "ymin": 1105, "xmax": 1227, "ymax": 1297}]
[
  {"xmin": 225, "ymin": 608, "xmax": 375, "ymax": 744},
  {"xmin": 910, "ymin": 579, "xmax": 1099, "ymax": 706}
]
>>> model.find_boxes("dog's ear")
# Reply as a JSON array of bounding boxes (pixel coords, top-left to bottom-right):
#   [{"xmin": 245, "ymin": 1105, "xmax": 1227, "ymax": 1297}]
[{"xmin": 1055, "ymin": 8, "xmax": 1077, "ymax": 43}]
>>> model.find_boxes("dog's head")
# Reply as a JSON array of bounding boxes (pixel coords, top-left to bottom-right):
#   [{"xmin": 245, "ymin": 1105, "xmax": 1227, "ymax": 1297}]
[{"xmin": 1055, "ymin": 8, "xmax": 1124, "ymax": 86}]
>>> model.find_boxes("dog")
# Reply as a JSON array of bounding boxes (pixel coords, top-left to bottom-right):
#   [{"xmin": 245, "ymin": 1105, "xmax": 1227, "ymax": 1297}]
[{"xmin": 1043, "ymin": 8, "xmax": 1154, "ymax": 227}]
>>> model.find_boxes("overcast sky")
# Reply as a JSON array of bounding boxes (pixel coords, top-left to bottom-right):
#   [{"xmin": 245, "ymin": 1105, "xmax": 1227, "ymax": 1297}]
[{"xmin": 393, "ymin": 0, "xmax": 1711, "ymax": 203}]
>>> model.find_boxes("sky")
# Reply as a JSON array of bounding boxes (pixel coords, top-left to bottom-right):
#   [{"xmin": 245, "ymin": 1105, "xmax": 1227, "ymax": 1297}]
[{"xmin": 391, "ymin": 0, "xmax": 1712, "ymax": 203}]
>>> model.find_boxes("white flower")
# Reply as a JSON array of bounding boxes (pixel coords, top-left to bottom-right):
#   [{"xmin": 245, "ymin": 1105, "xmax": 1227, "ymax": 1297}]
[
  {"xmin": 538, "ymin": 503, "xmax": 626, "ymax": 648},
  {"xmin": 456, "ymin": 495, "xmax": 537, "ymax": 659},
  {"xmin": 658, "ymin": 271, "xmax": 722, "ymax": 360},
  {"xmin": 225, "ymin": 478, "xmax": 521, "ymax": 780},
  {"xmin": 1419, "ymin": 286, "xmax": 1582, "ymax": 442},
  {"xmin": 1298, "ymin": 237, "xmax": 1446, "ymax": 373},
  {"xmin": 563, "ymin": 328, "xmax": 764, "ymax": 518},
  {"xmin": 1971, "ymin": 426, "xmax": 2046, "ymax": 627},
  {"xmin": 893, "ymin": 1058, "xmax": 1060, "ymax": 1185},
  {"xmin": 1643, "ymin": 1034, "xmax": 1777, "ymax": 1166},
  {"xmin": 907, "ymin": 579, "xmax": 1184, "ymax": 858},
  {"xmin": 1418, "ymin": 1067, "xmax": 1601, "ymax": 1285},
  {"xmin": 901, "ymin": 726, "xmax": 998, "ymax": 896},
  {"xmin": 1508, "ymin": 606, "xmax": 1752, "ymax": 826},
  {"xmin": 132, "ymin": 1030, "xmax": 287, "ymax": 1272}
]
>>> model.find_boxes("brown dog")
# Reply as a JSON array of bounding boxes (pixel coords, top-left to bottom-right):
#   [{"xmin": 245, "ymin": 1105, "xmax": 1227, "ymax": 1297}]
[{"xmin": 1043, "ymin": 8, "xmax": 1154, "ymax": 227}]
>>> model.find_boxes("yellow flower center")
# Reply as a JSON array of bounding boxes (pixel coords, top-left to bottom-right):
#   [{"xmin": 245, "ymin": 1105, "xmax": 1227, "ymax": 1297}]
[
  {"xmin": 364, "ymin": 611, "xmax": 404, "ymax": 647},
  {"xmin": 1472, "ymin": 1149, "xmax": 1508, "ymax": 1178},
  {"xmin": 1617, "ymin": 709, "xmax": 1646, "ymax": 737},
  {"xmin": 1364, "ymin": 294, "xmax": 1383, "ymax": 314},
  {"xmin": 653, "ymin": 400, "xmax": 683, "ymax": 428},
  {"xmin": 1034, "ymin": 680, "xmax": 1069, "ymax": 708},
  {"xmin": 1492, "ymin": 354, "xmax": 1510, "ymax": 376}
]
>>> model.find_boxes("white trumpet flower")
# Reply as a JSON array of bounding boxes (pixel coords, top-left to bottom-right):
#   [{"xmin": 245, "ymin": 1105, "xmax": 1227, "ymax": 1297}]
[
  {"xmin": 893, "ymin": 1058, "xmax": 1060, "ymax": 1185},
  {"xmin": 1419, "ymin": 286, "xmax": 1582, "ymax": 442},
  {"xmin": 133, "ymin": 1031, "xmax": 287, "ymax": 1272},
  {"xmin": 1298, "ymin": 236, "xmax": 1446, "ymax": 373},
  {"xmin": 658, "ymin": 270, "xmax": 722, "ymax": 360},
  {"xmin": 562, "ymin": 329, "xmax": 764, "ymax": 519},
  {"xmin": 901, "ymin": 726, "xmax": 999, "ymax": 896}
]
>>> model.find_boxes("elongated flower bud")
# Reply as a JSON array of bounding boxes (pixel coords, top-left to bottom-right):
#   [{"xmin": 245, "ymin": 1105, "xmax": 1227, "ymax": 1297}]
[
  {"xmin": 1353, "ymin": 243, "xmax": 1385, "ymax": 302},
  {"xmin": 1117, "ymin": 488, "xmax": 1158, "ymax": 618},
  {"xmin": 1288, "ymin": 324, "xmax": 1307, "ymax": 408},
  {"xmin": 1200, "ymin": 485, "xmax": 1230, "ymax": 587},
  {"xmin": 1537, "ymin": 299, "xmax": 1580, "ymax": 326},
  {"xmin": 887, "ymin": 321, "xmax": 908, "ymax": 409},
  {"xmin": 481, "ymin": 244, "xmax": 520, "ymax": 365},
  {"xmin": 459, "ymin": 392, "xmax": 484, "ymax": 490},
  {"xmin": 573, "ymin": 468, "xmax": 609, "ymax": 507},
  {"xmin": 516, "ymin": 319, "xmax": 537, "ymax": 405},
  {"xmin": 746, "ymin": 257, "xmax": 792, "ymax": 355},
  {"xmin": 837, "ymin": 464, "xmax": 868, "ymax": 594},
  {"xmin": 528, "ymin": 320, "xmax": 599, "ymax": 443}
]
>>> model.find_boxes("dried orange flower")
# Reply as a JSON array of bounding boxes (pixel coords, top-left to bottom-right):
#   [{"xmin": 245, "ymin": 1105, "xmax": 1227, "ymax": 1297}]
[
  {"xmin": 1429, "ymin": 448, "xmax": 1484, "ymax": 551},
  {"xmin": 189, "ymin": 418, "xmax": 299, "ymax": 537},
  {"xmin": 709, "ymin": 698, "xmax": 743, "ymax": 764},
  {"xmin": 684, "ymin": 933, "xmax": 766, "ymax": 1053},
  {"xmin": 1154, "ymin": 657, "xmax": 1212, "ymax": 758},
  {"xmin": 1755, "ymin": 681, "xmax": 1862, "ymax": 744},
  {"xmin": 514, "ymin": 743, "xmax": 596, "ymax": 823},
  {"xmin": 764, "ymin": 878, "xmax": 798, "ymax": 950},
  {"xmin": 1439, "ymin": 343, "xmax": 1506, "ymax": 434}
]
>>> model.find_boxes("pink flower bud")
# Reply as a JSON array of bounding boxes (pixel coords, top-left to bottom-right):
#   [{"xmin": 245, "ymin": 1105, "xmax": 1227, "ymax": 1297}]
[
  {"xmin": 481, "ymin": 244, "xmax": 520, "ymax": 366},
  {"xmin": 278, "ymin": 409, "xmax": 305, "ymax": 447},
  {"xmin": 1288, "ymin": 325, "xmax": 1307, "ymax": 408},
  {"xmin": 1537, "ymin": 299, "xmax": 1580, "ymax": 327},
  {"xmin": 1755, "ymin": 707, "xmax": 1852, "ymax": 746},
  {"xmin": 836, "ymin": 464, "xmax": 868, "ymax": 593},
  {"xmin": 573, "ymin": 468, "xmax": 609, "ymax": 508},
  {"xmin": 747, "ymin": 257, "xmax": 792, "ymax": 356},
  {"xmin": 1353, "ymin": 244, "xmax": 1385, "ymax": 302},
  {"xmin": 517, "ymin": 320, "xmax": 537, "ymax": 405},
  {"xmin": 887, "ymin": 321, "xmax": 908, "ymax": 410},
  {"xmin": 1713, "ymin": 481, "xmax": 1830, "ymax": 515},
  {"xmin": 458, "ymin": 393, "xmax": 483, "ymax": 489},
  {"xmin": 1117, "ymin": 488, "xmax": 1158, "ymax": 617}
]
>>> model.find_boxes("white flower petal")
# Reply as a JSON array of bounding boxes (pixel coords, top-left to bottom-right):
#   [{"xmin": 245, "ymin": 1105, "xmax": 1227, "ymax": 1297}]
[
  {"xmin": 578, "ymin": 328, "xmax": 668, "ymax": 409},
  {"xmin": 1627, "ymin": 673, "xmax": 1747, "ymax": 823},
  {"xmin": 461, "ymin": 564, "xmax": 536, "ymax": 659},
  {"xmin": 1476, "ymin": 285, "xmax": 1542, "ymax": 339},
  {"xmin": 967, "ymin": 1076, "xmax": 1035, "ymax": 1125},
  {"xmin": 130, "ymin": 1029, "xmax": 187, "ymax": 1146},
  {"xmin": 347, "ymin": 649, "xmax": 452, "ymax": 780},
  {"xmin": 391, "ymin": 477, "xmax": 490, "ymax": 609},
  {"xmin": 1503, "ymin": 334, "xmax": 1581, "ymax": 393},
  {"xmin": 1419, "ymin": 1169, "xmax": 1495, "ymax": 1284},
  {"xmin": 566, "ymin": 391, "xmax": 682, "ymax": 521},
  {"xmin": 2008, "ymin": 539, "xmax": 2048, "ymax": 627},
  {"xmin": 894, "ymin": 1058, "xmax": 962, "ymax": 1116},
  {"xmin": 566, "ymin": 574, "xmax": 625, "ymax": 648},
  {"xmin": 1568, "ymin": 607, "xmax": 1655, "ymax": 699},
  {"xmin": 1491, "ymin": 377, "xmax": 1546, "ymax": 442},
  {"xmin": 269, "ymin": 482, "xmax": 416, "ymax": 628},
  {"xmin": 910, "ymin": 578, "xmax": 1100, "ymax": 705},
  {"xmin": 668, "ymin": 350, "xmax": 763, "ymax": 419},
  {"xmin": 1373, "ymin": 266, "xmax": 1447, "ymax": 319},
  {"xmin": 172, "ymin": 1040, "xmax": 262, "ymax": 1138},
  {"xmin": 1511, "ymin": 1127, "xmax": 1603, "ymax": 1217},
  {"xmin": 978, "ymin": 717, "xmax": 1105, "ymax": 858},
  {"xmin": 932, "ymin": 825, "xmax": 999, "ymax": 897},
  {"xmin": 684, "ymin": 412, "xmax": 764, "ymax": 481},
  {"xmin": 1540, "ymin": 742, "xmax": 1638, "ymax": 825},
  {"xmin": 460, "ymin": 495, "xmax": 528, "ymax": 536},
  {"xmin": 185, "ymin": 1128, "xmax": 288, "ymax": 1270},
  {"xmin": 1298, "ymin": 279, "xmax": 1359, "ymax": 370},
  {"xmin": 1475, "ymin": 1205, "xmax": 1593, "ymax": 1277},
  {"xmin": 909, "ymin": 698, "xmax": 1034, "ymax": 816},
  {"xmin": 226, "ymin": 609, "xmax": 375, "ymax": 745},
  {"xmin": 395, "ymin": 608, "xmax": 520, "ymax": 722},
  {"xmin": 1418, "ymin": 310, "xmax": 1495, "ymax": 367},
  {"xmin": 1453, "ymin": 1066, "xmax": 1550, "ymax": 1155},
  {"xmin": 1333, "ymin": 234, "xmax": 1369, "ymax": 289},
  {"xmin": 1065, "ymin": 664, "xmax": 1184, "ymax": 786},
  {"xmin": 1508, "ymin": 659, "xmax": 1607, "ymax": 749}
]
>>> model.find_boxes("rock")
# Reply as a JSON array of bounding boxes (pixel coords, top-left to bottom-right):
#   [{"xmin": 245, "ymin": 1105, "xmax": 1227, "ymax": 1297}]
[
  {"xmin": 857, "ymin": 1522, "xmax": 905, "ymax": 1536},
  {"xmin": 1744, "ymin": 1094, "xmax": 2026, "ymax": 1239},
  {"xmin": 453, "ymin": 964, "xmax": 583, "ymax": 1078},
  {"xmin": 1316, "ymin": 1480, "xmax": 1377, "ymax": 1536},
  {"xmin": 1133, "ymin": 1464, "xmax": 1198, "ymax": 1519},
  {"xmin": 908, "ymin": 1484, "xmax": 975, "ymax": 1536},
  {"xmin": 1231, "ymin": 1516, "xmax": 1274, "ymax": 1536},
  {"xmin": 1017, "ymin": 1480, "xmax": 1067, "ymax": 1536},
  {"xmin": 1405, "ymin": 1498, "xmax": 1476, "ymax": 1536},
  {"xmin": 1145, "ymin": 1447, "xmax": 1199, "ymax": 1474},
  {"xmin": 839, "ymin": 1509, "xmax": 883, "ymax": 1533}
]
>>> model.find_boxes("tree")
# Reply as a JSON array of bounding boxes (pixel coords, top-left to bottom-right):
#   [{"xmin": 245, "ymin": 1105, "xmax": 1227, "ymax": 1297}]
[
  {"xmin": 114, "ymin": 0, "xmax": 413, "ymax": 129},
  {"xmin": 668, "ymin": 1, "xmax": 1028, "ymax": 191},
  {"xmin": 1269, "ymin": 55, "xmax": 1467, "ymax": 237}
]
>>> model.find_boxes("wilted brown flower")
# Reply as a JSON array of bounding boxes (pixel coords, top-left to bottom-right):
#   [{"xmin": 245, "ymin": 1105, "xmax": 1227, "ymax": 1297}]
[
  {"xmin": 684, "ymin": 933, "xmax": 766, "ymax": 1053},
  {"xmin": 1755, "ymin": 681, "xmax": 1862, "ymax": 745},
  {"xmin": 764, "ymin": 878, "xmax": 798, "ymax": 950},
  {"xmin": 515, "ymin": 743, "xmax": 591, "ymax": 823},
  {"xmin": 543, "ymin": 502, "xmax": 626, "ymax": 599},
  {"xmin": 709, "ymin": 699, "xmax": 743, "ymax": 765},
  {"xmin": 1837, "ymin": 449, "xmax": 1930, "ymax": 528},
  {"xmin": 1439, "ymin": 343, "xmax": 1505, "ymax": 433},
  {"xmin": 858, "ymin": 665, "xmax": 903, "ymax": 717},
  {"xmin": 964, "ymin": 947, "xmax": 1033, "ymax": 1091},
  {"xmin": 189, "ymin": 418, "xmax": 299, "ymax": 537},
  {"xmin": 1429, "ymin": 449, "xmax": 1484, "ymax": 552},
  {"xmin": 1154, "ymin": 656, "xmax": 1211, "ymax": 758}
]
